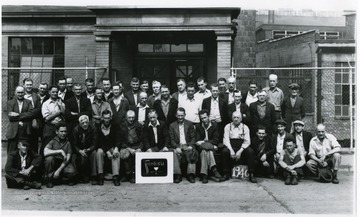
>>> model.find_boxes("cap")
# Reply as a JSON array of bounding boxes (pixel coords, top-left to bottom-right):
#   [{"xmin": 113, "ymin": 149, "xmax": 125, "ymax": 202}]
[
  {"xmin": 288, "ymin": 83, "xmax": 300, "ymax": 90},
  {"xmin": 293, "ymin": 120, "xmax": 305, "ymax": 126},
  {"xmin": 19, "ymin": 140, "xmax": 30, "ymax": 146},
  {"xmin": 275, "ymin": 119, "xmax": 287, "ymax": 126}
]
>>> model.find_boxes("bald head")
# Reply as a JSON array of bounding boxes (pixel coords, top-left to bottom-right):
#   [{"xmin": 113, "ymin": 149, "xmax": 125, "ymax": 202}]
[
  {"xmin": 269, "ymin": 74, "xmax": 278, "ymax": 88},
  {"xmin": 316, "ymin": 123, "xmax": 326, "ymax": 140},
  {"xmin": 232, "ymin": 111, "xmax": 242, "ymax": 126},
  {"xmin": 15, "ymin": 86, "xmax": 25, "ymax": 100}
]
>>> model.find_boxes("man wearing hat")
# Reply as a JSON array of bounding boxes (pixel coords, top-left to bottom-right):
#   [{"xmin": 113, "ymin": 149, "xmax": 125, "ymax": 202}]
[
  {"xmin": 5, "ymin": 140, "xmax": 42, "ymax": 190},
  {"xmin": 272, "ymin": 119, "xmax": 294, "ymax": 173},
  {"xmin": 281, "ymin": 83, "xmax": 305, "ymax": 132},
  {"xmin": 291, "ymin": 120, "xmax": 313, "ymax": 160}
]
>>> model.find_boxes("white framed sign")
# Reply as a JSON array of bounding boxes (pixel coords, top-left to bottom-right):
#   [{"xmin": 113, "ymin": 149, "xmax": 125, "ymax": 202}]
[{"xmin": 135, "ymin": 152, "xmax": 174, "ymax": 184}]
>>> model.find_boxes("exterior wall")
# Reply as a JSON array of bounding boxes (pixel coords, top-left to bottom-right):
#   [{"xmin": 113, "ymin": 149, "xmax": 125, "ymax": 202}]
[
  {"xmin": 344, "ymin": 14, "xmax": 356, "ymax": 40},
  {"xmin": 320, "ymin": 53, "xmax": 355, "ymax": 141},
  {"xmin": 233, "ymin": 10, "xmax": 256, "ymax": 68},
  {"xmin": 2, "ymin": 36, "xmax": 9, "ymax": 140}
]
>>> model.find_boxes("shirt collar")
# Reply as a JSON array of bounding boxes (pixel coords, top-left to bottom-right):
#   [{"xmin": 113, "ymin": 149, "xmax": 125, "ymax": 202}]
[
  {"xmin": 137, "ymin": 103, "xmax": 149, "ymax": 108},
  {"xmin": 101, "ymin": 123, "xmax": 111, "ymax": 130},
  {"xmin": 149, "ymin": 120, "xmax": 160, "ymax": 127},
  {"xmin": 277, "ymin": 133, "xmax": 286, "ymax": 139},
  {"xmin": 211, "ymin": 97, "xmax": 219, "ymax": 101},
  {"xmin": 202, "ymin": 122, "xmax": 212, "ymax": 130}
]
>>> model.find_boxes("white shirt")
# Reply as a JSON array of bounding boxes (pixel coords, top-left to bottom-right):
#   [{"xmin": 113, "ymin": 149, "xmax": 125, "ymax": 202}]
[
  {"xmin": 42, "ymin": 98, "xmax": 65, "ymax": 124},
  {"xmin": 226, "ymin": 90, "xmax": 235, "ymax": 104},
  {"xmin": 17, "ymin": 100, "xmax": 24, "ymax": 112},
  {"xmin": 149, "ymin": 120, "xmax": 160, "ymax": 144},
  {"xmin": 202, "ymin": 122, "xmax": 212, "ymax": 141},
  {"xmin": 137, "ymin": 104, "xmax": 149, "ymax": 123},
  {"xmin": 104, "ymin": 91, "xmax": 113, "ymax": 101},
  {"xmin": 58, "ymin": 89, "xmax": 66, "ymax": 101},
  {"xmin": 20, "ymin": 153, "xmax": 27, "ymax": 170},
  {"xmin": 245, "ymin": 91, "xmax": 258, "ymax": 106},
  {"xmin": 209, "ymin": 97, "xmax": 221, "ymax": 122},
  {"xmin": 24, "ymin": 93, "xmax": 34, "ymax": 107},
  {"xmin": 309, "ymin": 134, "xmax": 341, "ymax": 158},
  {"xmin": 194, "ymin": 89, "xmax": 211, "ymax": 101},
  {"xmin": 276, "ymin": 133, "xmax": 286, "ymax": 153},
  {"xmin": 179, "ymin": 97, "xmax": 202, "ymax": 123},
  {"xmin": 113, "ymin": 96, "xmax": 122, "ymax": 112},
  {"xmin": 86, "ymin": 92, "xmax": 95, "ymax": 104},
  {"xmin": 177, "ymin": 91, "xmax": 187, "ymax": 106},
  {"xmin": 179, "ymin": 123, "xmax": 186, "ymax": 144},
  {"xmin": 295, "ymin": 132, "xmax": 306, "ymax": 154},
  {"xmin": 223, "ymin": 122, "xmax": 251, "ymax": 151}
]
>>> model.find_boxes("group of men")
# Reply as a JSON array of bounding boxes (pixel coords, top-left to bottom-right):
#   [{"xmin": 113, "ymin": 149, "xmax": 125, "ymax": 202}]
[{"xmin": 5, "ymin": 74, "xmax": 341, "ymax": 190}]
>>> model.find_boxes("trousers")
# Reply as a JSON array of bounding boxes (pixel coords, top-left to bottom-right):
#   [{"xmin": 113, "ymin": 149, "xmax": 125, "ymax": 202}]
[
  {"xmin": 306, "ymin": 153, "xmax": 341, "ymax": 175},
  {"xmin": 95, "ymin": 148, "xmax": 120, "ymax": 176}
]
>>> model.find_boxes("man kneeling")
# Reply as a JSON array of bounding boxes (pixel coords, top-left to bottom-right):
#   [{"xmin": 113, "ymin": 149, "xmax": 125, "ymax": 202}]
[
  {"xmin": 5, "ymin": 140, "xmax": 42, "ymax": 190},
  {"xmin": 44, "ymin": 122, "xmax": 77, "ymax": 188},
  {"xmin": 278, "ymin": 137, "xmax": 305, "ymax": 185}
]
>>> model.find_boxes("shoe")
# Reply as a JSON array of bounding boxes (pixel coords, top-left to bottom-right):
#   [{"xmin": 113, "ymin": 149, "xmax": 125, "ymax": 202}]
[
  {"xmin": 285, "ymin": 175, "xmax": 291, "ymax": 185},
  {"xmin": 83, "ymin": 177, "xmax": 90, "ymax": 183},
  {"xmin": 212, "ymin": 169, "xmax": 222, "ymax": 179},
  {"xmin": 46, "ymin": 181, "xmax": 53, "ymax": 188},
  {"xmin": 120, "ymin": 176, "xmax": 128, "ymax": 182},
  {"xmin": 187, "ymin": 174, "xmax": 195, "ymax": 183},
  {"xmin": 268, "ymin": 174, "xmax": 275, "ymax": 179},
  {"xmin": 174, "ymin": 175, "xmax": 181, "ymax": 183},
  {"xmin": 113, "ymin": 176, "xmax": 120, "ymax": 186},
  {"xmin": 68, "ymin": 181, "xmax": 76, "ymax": 186},
  {"xmin": 291, "ymin": 176, "xmax": 298, "ymax": 185},
  {"xmin": 23, "ymin": 185, "xmax": 31, "ymax": 190},
  {"xmin": 130, "ymin": 175, "xmax": 135, "ymax": 184},
  {"xmin": 27, "ymin": 181, "xmax": 42, "ymax": 189},
  {"xmin": 249, "ymin": 173, "xmax": 257, "ymax": 183},
  {"xmin": 220, "ymin": 174, "xmax": 230, "ymax": 182},
  {"xmin": 98, "ymin": 174, "xmax": 104, "ymax": 186},
  {"xmin": 202, "ymin": 175, "xmax": 208, "ymax": 184},
  {"xmin": 332, "ymin": 173, "xmax": 339, "ymax": 184},
  {"xmin": 91, "ymin": 176, "xmax": 98, "ymax": 185}
]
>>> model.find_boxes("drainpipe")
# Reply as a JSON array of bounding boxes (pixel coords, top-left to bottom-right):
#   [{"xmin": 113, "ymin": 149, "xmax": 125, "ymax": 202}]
[{"xmin": 316, "ymin": 48, "xmax": 323, "ymax": 124}]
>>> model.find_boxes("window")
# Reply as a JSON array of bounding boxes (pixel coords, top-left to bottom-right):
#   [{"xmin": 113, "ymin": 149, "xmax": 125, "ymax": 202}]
[
  {"xmin": 8, "ymin": 37, "xmax": 64, "ymax": 98},
  {"xmin": 320, "ymin": 32, "xmax": 340, "ymax": 40},
  {"xmin": 335, "ymin": 62, "xmax": 355, "ymax": 117},
  {"xmin": 138, "ymin": 43, "xmax": 204, "ymax": 53},
  {"xmin": 272, "ymin": 30, "xmax": 302, "ymax": 39}
]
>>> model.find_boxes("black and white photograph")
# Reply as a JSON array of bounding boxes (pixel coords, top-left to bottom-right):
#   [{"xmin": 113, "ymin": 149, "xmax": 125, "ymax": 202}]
[{"xmin": 0, "ymin": 0, "xmax": 357, "ymax": 216}]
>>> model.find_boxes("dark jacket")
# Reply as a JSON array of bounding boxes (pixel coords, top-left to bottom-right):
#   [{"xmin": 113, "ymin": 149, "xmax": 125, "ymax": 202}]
[
  {"xmin": 227, "ymin": 102, "xmax": 251, "ymax": 127},
  {"xmin": 202, "ymin": 96, "xmax": 228, "ymax": 124},
  {"xmin": 97, "ymin": 122, "xmax": 120, "ymax": 152},
  {"xmin": 124, "ymin": 90, "xmax": 140, "ymax": 106},
  {"xmin": 153, "ymin": 98, "xmax": 178, "ymax": 126},
  {"xmin": 64, "ymin": 96, "xmax": 92, "ymax": 131},
  {"xmin": 119, "ymin": 121, "xmax": 144, "ymax": 150},
  {"xmin": 271, "ymin": 132, "xmax": 294, "ymax": 154},
  {"xmin": 131, "ymin": 105, "xmax": 151, "ymax": 123},
  {"xmin": 291, "ymin": 130, "xmax": 313, "ymax": 154},
  {"xmin": 143, "ymin": 120, "xmax": 170, "ymax": 151},
  {"xmin": 168, "ymin": 120, "xmax": 196, "ymax": 149},
  {"xmin": 6, "ymin": 98, "xmax": 34, "ymax": 139},
  {"xmin": 63, "ymin": 90, "xmax": 75, "ymax": 102},
  {"xmin": 108, "ymin": 97, "xmax": 130, "ymax": 125},
  {"xmin": 249, "ymin": 101, "xmax": 276, "ymax": 135},
  {"xmin": 250, "ymin": 136, "xmax": 275, "ymax": 159},
  {"xmin": 5, "ymin": 150, "xmax": 42, "ymax": 177},
  {"xmin": 194, "ymin": 122, "xmax": 220, "ymax": 146},
  {"xmin": 72, "ymin": 123, "xmax": 98, "ymax": 154},
  {"xmin": 282, "ymin": 96, "xmax": 306, "ymax": 132}
]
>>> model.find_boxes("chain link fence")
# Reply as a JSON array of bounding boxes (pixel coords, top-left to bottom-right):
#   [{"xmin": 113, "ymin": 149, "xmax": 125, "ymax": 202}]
[{"xmin": 231, "ymin": 66, "xmax": 355, "ymax": 148}]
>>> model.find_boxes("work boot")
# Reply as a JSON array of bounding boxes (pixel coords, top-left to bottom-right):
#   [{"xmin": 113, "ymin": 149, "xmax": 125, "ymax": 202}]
[
  {"xmin": 113, "ymin": 176, "xmax": 120, "ymax": 186},
  {"xmin": 174, "ymin": 175, "xmax": 181, "ymax": 183},
  {"xmin": 46, "ymin": 181, "xmax": 54, "ymax": 188},
  {"xmin": 220, "ymin": 174, "xmax": 230, "ymax": 182},
  {"xmin": 98, "ymin": 174, "xmax": 104, "ymax": 186},
  {"xmin": 285, "ymin": 175, "xmax": 292, "ymax": 185},
  {"xmin": 291, "ymin": 175, "xmax": 298, "ymax": 185},
  {"xmin": 91, "ymin": 176, "xmax": 98, "ymax": 185},
  {"xmin": 332, "ymin": 171, "xmax": 339, "ymax": 184},
  {"xmin": 212, "ymin": 168, "xmax": 222, "ymax": 179},
  {"xmin": 187, "ymin": 174, "xmax": 195, "ymax": 183},
  {"xmin": 202, "ymin": 174, "xmax": 208, "ymax": 184},
  {"xmin": 249, "ymin": 173, "xmax": 257, "ymax": 183}
]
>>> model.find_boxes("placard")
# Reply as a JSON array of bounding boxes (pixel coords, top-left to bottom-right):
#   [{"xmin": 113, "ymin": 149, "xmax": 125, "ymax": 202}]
[
  {"xmin": 135, "ymin": 152, "xmax": 173, "ymax": 183},
  {"xmin": 232, "ymin": 164, "xmax": 249, "ymax": 180}
]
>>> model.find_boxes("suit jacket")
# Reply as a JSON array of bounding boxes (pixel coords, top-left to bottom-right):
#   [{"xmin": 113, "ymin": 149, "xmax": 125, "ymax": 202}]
[
  {"xmin": 143, "ymin": 120, "xmax": 170, "ymax": 151},
  {"xmin": 291, "ymin": 130, "xmax": 313, "ymax": 154},
  {"xmin": 131, "ymin": 105, "xmax": 151, "ymax": 124},
  {"xmin": 171, "ymin": 92, "xmax": 180, "ymax": 102},
  {"xmin": 108, "ymin": 97, "xmax": 130, "ymax": 125},
  {"xmin": 39, "ymin": 93, "xmax": 50, "ymax": 105},
  {"xmin": 97, "ymin": 122, "xmax": 121, "ymax": 152},
  {"xmin": 241, "ymin": 91, "xmax": 248, "ymax": 104},
  {"xmin": 219, "ymin": 92, "xmax": 230, "ymax": 104},
  {"xmin": 153, "ymin": 98, "xmax": 178, "ymax": 126},
  {"xmin": 124, "ymin": 90, "xmax": 140, "ymax": 106},
  {"xmin": 102, "ymin": 92, "xmax": 114, "ymax": 102},
  {"xmin": 194, "ymin": 122, "xmax": 220, "ymax": 145},
  {"xmin": 169, "ymin": 120, "xmax": 196, "ymax": 149},
  {"xmin": 72, "ymin": 123, "xmax": 98, "ymax": 154},
  {"xmin": 64, "ymin": 90, "xmax": 75, "ymax": 102},
  {"xmin": 227, "ymin": 102, "xmax": 251, "ymax": 126},
  {"xmin": 249, "ymin": 101, "xmax": 276, "ymax": 135},
  {"xmin": 64, "ymin": 96, "xmax": 92, "ymax": 131},
  {"xmin": 29, "ymin": 92, "xmax": 43, "ymax": 131},
  {"xmin": 202, "ymin": 96, "xmax": 228, "ymax": 124},
  {"xmin": 5, "ymin": 150, "xmax": 42, "ymax": 177},
  {"xmin": 271, "ymin": 132, "xmax": 293, "ymax": 154},
  {"xmin": 6, "ymin": 98, "xmax": 34, "ymax": 139},
  {"xmin": 250, "ymin": 136, "xmax": 275, "ymax": 160},
  {"xmin": 282, "ymin": 96, "xmax": 305, "ymax": 131},
  {"xmin": 119, "ymin": 122, "xmax": 144, "ymax": 150}
]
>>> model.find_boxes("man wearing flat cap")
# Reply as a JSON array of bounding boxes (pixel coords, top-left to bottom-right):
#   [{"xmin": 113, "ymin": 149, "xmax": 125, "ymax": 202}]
[
  {"xmin": 281, "ymin": 83, "xmax": 305, "ymax": 132},
  {"xmin": 291, "ymin": 120, "xmax": 313, "ymax": 160},
  {"xmin": 272, "ymin": 119, "xmax": 294, "ymax": 173},
  {"xmin": 5, "ymin": 140, "xmax": 42, "ymax": 190}
]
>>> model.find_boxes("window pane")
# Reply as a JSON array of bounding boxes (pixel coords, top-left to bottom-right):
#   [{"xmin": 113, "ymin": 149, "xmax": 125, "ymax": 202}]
[
  {"xmin": 138, "ymin": 44, "xmax": 153, "ymax": 52},
  {"xmin": 342, "ymin": 85, "xmax": 350, "ymax": 105},
  {"xmin": 154, "ymin": 44, "xmax": 170, "ymax": 53},
  {"xmin": 176, "ymin": 66, "xmax": 187, "ymax": 77},
  {"xmin": 343, "ymin": 105, "xmax": 349, "ymax": 116},
  {"xmin": 9, "ymin": 55, "xmax": 21, "ymax": 67},
  {"xmin": 342, "ymin": 72, "xmax": 349, "ymax": 83},
  {"xmin": 171, "ymin": 44, "xmax": 186, "ymax": 52},
  {"xmin": 335, "ymin": 106, "xmax": 342, "ymax": 116},
  {"xmin": 43, "ymin": 38, "xmax": 54, "ymax": 54},
  {"xmin": 32, "ymin": 38, "xmax": 43, "ymax": 55},
  {"xmin": 335, "ymin": 62, "xmax": 342, "ymax": 72},
  {"xmin": 55, "ymin": 38, "xmax": 64, "ymax": 54},
  {"xmin": 21, "ymin": 38, "xmax": 32, "ymax": 54},
  {"xmin": 10, "ymin": 38, "xmax": 21, "ymax": 54},
  {"xmin": 352, "ymin": 73, "xmax": 355, "ymax": 84},
  {"xmin": 335, "ymin": 95, "xmax": 342, "ymax": 105},
  {"xmin": 335, "ymin": 73, "xmax": 341, "ymax": 83},
  {"xmin": 335, "ymin": 84, "xmax": 341, "ymax": 94},
  {"xmin": 188, "ymin": 44, "xmax": 204, "ymax": 52}
]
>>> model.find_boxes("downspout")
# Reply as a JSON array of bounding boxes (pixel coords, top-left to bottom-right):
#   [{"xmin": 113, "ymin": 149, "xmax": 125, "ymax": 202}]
[{"xmin": 316, "ymin": 48, "xmax": 323, "ymax": 124}]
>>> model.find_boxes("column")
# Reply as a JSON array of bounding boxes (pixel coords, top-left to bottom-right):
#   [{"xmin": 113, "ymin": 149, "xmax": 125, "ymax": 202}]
[{"xmin": 216, "ymin": 31, "xmax": 233, "ymax": 79}]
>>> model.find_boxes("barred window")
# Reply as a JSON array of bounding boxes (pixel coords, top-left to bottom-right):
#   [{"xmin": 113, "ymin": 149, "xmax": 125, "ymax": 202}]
[{"xmin": 335, "ymin": 62, "xmax": 355, "ymax": 117}]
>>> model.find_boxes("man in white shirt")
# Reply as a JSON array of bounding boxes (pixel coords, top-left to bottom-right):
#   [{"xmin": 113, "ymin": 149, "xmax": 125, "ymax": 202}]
[
  {"xmin": 172, "ymin": 78, "xmax": 187, "ymax": 106},
  {"xmin": 194, "ymin": 77, "xmax": 211, "ymax": 101},
  {"xmin": 148, "ymin": 80, "xmax": 161, "ymax": 107},
  {"xmin": 179, "ymin": 82, "xmax": 202, "ymax": 124},
  {"xmin": 38, "ymin": 82, "xmax": 49, "ymax": 104},
  {"xmin": 306, "ymin": 124, "xmax": 341, "ymax": 184},
  {"xmin": 133, "ymin": 92, "xmax": 150, "ymax": 125},
  {"xmin": 101, "ymin": 79, "xmax": 113, "ymax": 101},
  {"xmin": 272, "ymin": 119, "xmax": 293, "ymax": 173},
  {"xmin": 81, "ymin": 78, "xmax": 95, "ymax": 103},
  {"xmin": 242, "ymin": 80, "xmax": 258, "ymax": 106},
  {"xmin": 223, "ymin": 111, "xmax": 257, "ymax": 183}
]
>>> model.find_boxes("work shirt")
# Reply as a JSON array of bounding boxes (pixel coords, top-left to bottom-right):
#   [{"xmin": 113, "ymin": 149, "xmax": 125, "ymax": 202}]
[
  {"xmin": 295, "ymin": 132, "xmax": 306, "ymax": 154},
  {"xmin": 42, "ymin": 98, "xmax": 65, "ymax": 125},
  {"xmin": 179, "ymin": 97, "xmax": 202, "ymax": 123},
  {"xmin": 58, "ymin": 89, "xmax": 67, "ymax": 101},
  {"xmin": 245, "ymin": 92, "xmax": 258, "ymax": 106},
  {"xmin": 223, "ymin": 122, "xmax": 251, "ymax": 151},
  {"xmin": 276, "ymin": 133, "xmax": 286, "ymax": 153},
  {"xmin": 137, "ymin": 104, "xmax": 149, "ymax": 123},
  {"xmin": 161, "ymin": 99, "xmax": 171, "ymax": 118},
  {"xmin": 194, "ymin": 89, "xmax": 211, "ymax": 102},
  {"xmin": 263, "ymin": 86, "xmax": 284, "ymax": 111},
  {"xmin": 45, "ymin": 136, "xmax": 73, "ymax": 155},
  {"xmin": 92, "ymin": 100, "xmax": 112, "ymax": 124},
  {"xmin": 309, "ymin": 134, "xmax": 341, "ymax": 158},
  {"xmin": 226, "ymin": 90, "xmax": 235, "ymax": 104},
  {"xmin": 24, "ymin": 93, "xmax": 34, "ymax": 107}
]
